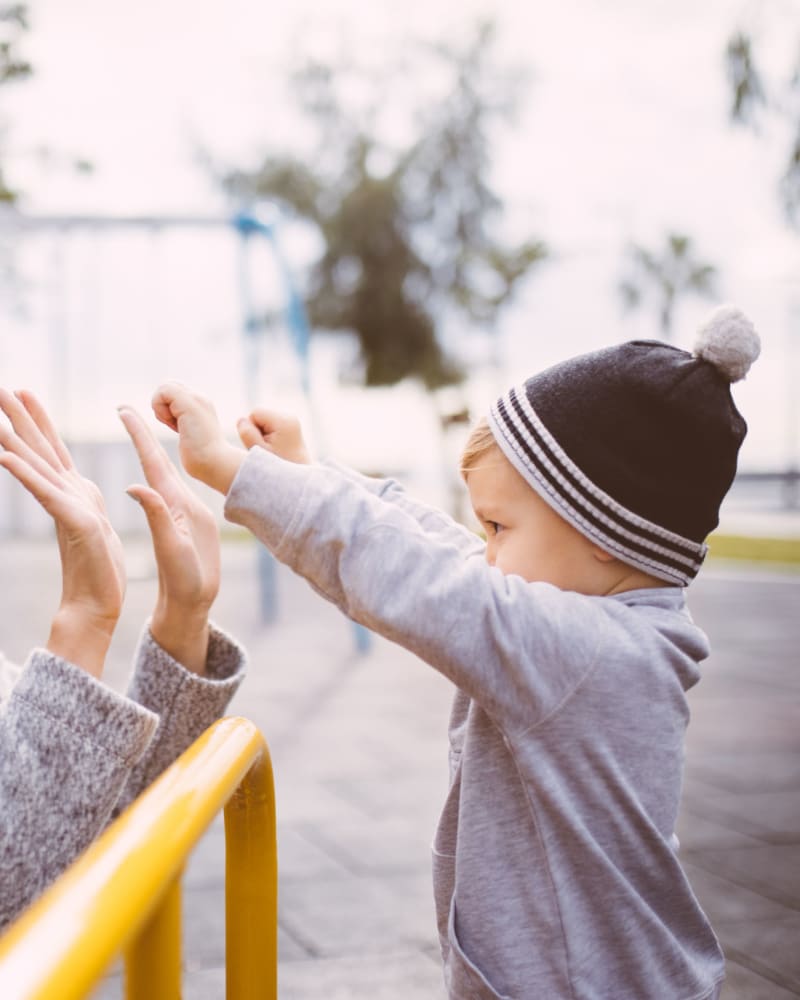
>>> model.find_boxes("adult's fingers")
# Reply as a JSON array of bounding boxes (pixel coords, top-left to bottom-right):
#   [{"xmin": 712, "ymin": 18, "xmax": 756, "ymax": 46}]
[
  {"xmin": 126, "ymin": 484, "xmax": 181, "ymax": 563},
  {"xmin": 118, "ymin": 406, "xmax": 180, "ymax": 494},
  {"xmin": 14, "ymin": 390, "xmax": 75, "ymax": 469},
  {"xmin": 0, "ymin": 451, "xmax": 84, "ymax": 525},
  {"xmin": 0, "ymin": 420, "xmax": 65, "ymax": 491},
  {"xmin": 0, "ymin": 388, "xmax": 64, "ymax": 472}
]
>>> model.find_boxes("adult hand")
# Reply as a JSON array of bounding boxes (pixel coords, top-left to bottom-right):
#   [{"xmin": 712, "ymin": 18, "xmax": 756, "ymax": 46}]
[
  {"xmin": 151, "ymin": 381, "xmax": 244, "ymax": 494},
  {"xmin": 237, "ymin": 408, "xmax": 312, "ymax": 464},
  {"xmin": 0, "ymin": 389, "xmax": 125, "ymax": 679},
  {"xmin": 118, "ymin": 404, "xmax": 221, "ymax": 675}
]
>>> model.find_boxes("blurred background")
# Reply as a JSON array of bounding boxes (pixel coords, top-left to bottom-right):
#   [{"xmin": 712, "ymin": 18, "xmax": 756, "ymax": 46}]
[{"xmin": 0, "ymin": 0, "xmax": 799, "ymax": 539}]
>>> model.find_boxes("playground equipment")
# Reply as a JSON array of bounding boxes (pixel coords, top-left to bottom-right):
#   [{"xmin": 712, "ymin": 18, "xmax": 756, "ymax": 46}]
[
  {"xmin": 1, "ymin": 205, "xmax": 371, "ymax": 648},
  {"xmin": 0, "ymin": 717, "xmax": 277, "ymax": 1000}
]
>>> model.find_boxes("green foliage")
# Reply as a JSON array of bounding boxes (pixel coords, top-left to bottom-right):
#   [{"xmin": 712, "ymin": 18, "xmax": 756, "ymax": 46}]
[
  {"xmin": 725, "ymin": 27, "xmax": 800, "ymax": 226},
  {"xmin": 224, "ymin": 21, "xmax": 547, "ymax": 389},
  {"xmin": 725, "ymin": 32, "xmax": 765, "ymax": 125},
  {"xmin": 618, "ymin": 233, "xmax": 717, "ymax": 339},
  {"xmin": 0, "ymin": 3, "xmax": 31, "ymax": 205}
]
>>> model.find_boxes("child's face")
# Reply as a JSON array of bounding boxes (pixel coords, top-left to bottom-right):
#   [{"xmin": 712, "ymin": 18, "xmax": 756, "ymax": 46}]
[{"xmin": 466, "ymin": 447, "xmax": 601, "ymax": 592}]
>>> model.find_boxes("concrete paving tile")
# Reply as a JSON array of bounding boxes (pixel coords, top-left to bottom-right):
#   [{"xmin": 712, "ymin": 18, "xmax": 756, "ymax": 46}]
[
  {"xmin": 279, "ymin": 923, "xmax": 314, "ymax": 962},
  {"xmin": 676, "ymin": 809, "xmax": 766, "ymax": 851},
  {"xmin": 683, "ymin": 696, "xmax": 800, "ymax": 753},
  {"xmin": 681, "ymin": 781, "xmax": 800, "ymax": 840},
  {"xmin": 686, "ymin": 844, "xmax": 800, "ymax": 908},
  {"xmin": 277, "ymin": 951, "xmax": 447, "ymax": 999},
  {"xmin": 178, "ymin": 966, "xmax": 226, "ymax": 999},
  {"xmin": 681, "ymin": 861, "xmax": 797, "ymax": 925},
  {"xmin": 278, "ymin": 870, "xmax": 439, "ymax": 958},
  {"xmin": 721, "ymin": 960, "xmax": 800, "ymax": 999},
  {"xmin": 181, "ymin": 884, "xmax": 227, "ymax": 970},
  {"xmin": 291, "ymin": 815, "xmax": 433, "ymax": 876},
  {"xmin": 323, "ymin": 770, "xmax": 449, "ymax": 820},
  {"xmin": 180, "ymin": 950, "xmax": 447, "ymax": 1000},
  {"xmin": 686, "ymin": 752, "xmax": 800, "ymax": 795},
  {"xmin": 273, "ymin": 776, "xmax": 384, "ymax": 827},
  {"xmin": 88, "ymin": 973, "xmax": 121, "ymax": 1000},
  {"xmin": 183, "ymin": 817, "xmax": 226, "ymax": 890},
  {"xmin": 716, "ymin": 912, "xmax": 800, "ymax": 993},
  {"xmin": 276, "ymin": 823, "xmax": 354, "ymax": 880}
]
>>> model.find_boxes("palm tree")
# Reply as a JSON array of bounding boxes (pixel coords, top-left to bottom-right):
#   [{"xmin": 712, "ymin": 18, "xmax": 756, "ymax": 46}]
[{"xmin": 618, "ymin": 233, "xmax": 718, "ymax": 340}]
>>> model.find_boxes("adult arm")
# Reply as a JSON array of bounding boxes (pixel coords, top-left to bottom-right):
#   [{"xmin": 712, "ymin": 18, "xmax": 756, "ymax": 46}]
[
  {"xmin": 0, "ymin": 388, "xmax": 149, "ymax": 926},
  {"xmin": 0, "ymin": 395, "xmax": 245, "ymax": 927},
  {"xmin": 114, "ymin": 406, "xmax": 247, "ymax": 811},
  {"xmin": 0, "ymin": 651, "xmax": 158, "ymax": 928}
]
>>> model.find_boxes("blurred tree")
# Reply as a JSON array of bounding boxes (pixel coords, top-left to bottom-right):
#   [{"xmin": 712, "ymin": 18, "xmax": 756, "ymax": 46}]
[
  {"xmin": 0, "ymin": 3, "xmax": 32, "ymax": 203},
  {"xmin": 724, "ymin": 28, "xmax": 800, "ymax": 226},
  {"xmin": 223, "ymin": 21, "xmax": 547, "ymax": 389},
  {"xmin": 618, "ymin": 233, "xmax": 717, "ymax": 340}
]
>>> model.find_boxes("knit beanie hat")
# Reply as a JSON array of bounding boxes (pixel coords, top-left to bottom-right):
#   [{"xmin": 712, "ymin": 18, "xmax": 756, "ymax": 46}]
[{"xmin": 487, "ymin": 305, "xmax": 760, "ymax": 586}]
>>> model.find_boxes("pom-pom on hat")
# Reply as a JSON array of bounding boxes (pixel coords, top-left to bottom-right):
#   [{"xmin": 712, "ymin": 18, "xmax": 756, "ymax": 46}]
[{"xmin": 487, "ymin": 305, "xmax": 760, "ymax": 586}]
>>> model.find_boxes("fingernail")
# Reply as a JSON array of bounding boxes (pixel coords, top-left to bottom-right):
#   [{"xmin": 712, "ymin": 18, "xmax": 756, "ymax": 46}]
[{"xmin": 125, "ymin": 488, "xmax": 142, "ymax": 504}]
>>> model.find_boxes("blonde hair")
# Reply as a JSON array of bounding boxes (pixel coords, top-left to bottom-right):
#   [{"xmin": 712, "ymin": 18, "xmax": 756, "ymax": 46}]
[{"xmin": 459, "ymin": 417, "xmax": 501, "ymax": 479}]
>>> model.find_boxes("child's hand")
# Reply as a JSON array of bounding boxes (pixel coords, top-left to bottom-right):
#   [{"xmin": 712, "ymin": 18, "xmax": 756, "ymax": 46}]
[
  {"xmin": 118, "ymin": 404, "xmax": 221, "ymax": 675},
  {"xmin": 151, "ymin": 381, "xmax": 244, "ymax": 494},
  {"xmin": 236, "ymin": 408, "xmax": 312, "ymax": 464}
]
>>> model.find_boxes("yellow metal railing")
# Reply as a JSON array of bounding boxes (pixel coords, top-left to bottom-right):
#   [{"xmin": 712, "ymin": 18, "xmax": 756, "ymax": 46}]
[{"xmin": 0, "ymin": 716, "xmax": 277, "ymax": 1000}]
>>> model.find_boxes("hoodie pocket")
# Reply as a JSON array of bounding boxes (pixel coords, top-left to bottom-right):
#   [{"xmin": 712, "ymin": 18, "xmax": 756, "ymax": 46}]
[{"xmin": 445, "ymin": 900, "xmax": 512, "ymax": 1000}]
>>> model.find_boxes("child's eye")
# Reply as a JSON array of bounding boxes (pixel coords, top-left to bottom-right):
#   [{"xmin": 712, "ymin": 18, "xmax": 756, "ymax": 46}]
[{"xmin": 486, "ymin": 520, "xmax": 503, "ymax": 535}]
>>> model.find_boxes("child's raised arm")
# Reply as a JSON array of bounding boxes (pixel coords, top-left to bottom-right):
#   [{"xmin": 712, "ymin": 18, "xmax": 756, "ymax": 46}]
[
  {"xmin": 237, "ymin": 408, "xmax": 311, "ymax": 465},
  {"xmin": 152, "ymin": 383, "xmax": 313, "ymax": 492},
  {"xmin": 151, "ymin": 381, "xmax": 245, "ymax": 494}
]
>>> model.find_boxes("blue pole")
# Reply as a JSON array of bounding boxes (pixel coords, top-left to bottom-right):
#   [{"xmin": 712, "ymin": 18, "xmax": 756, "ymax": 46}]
[
  {"xmin": 233, "ymin": 211, "xmax": 278, "ymax": 625},
  {"xmin": 232, "ymin": 207, "xmax": 370, "ymax": 652}
]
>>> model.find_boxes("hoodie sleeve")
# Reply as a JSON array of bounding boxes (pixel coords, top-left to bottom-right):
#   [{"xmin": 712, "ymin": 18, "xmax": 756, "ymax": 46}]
[
  {"xmin": 225, "ymin": 448, "xmax": 603, "ymax": 734},
  {"xmin": 0, "ymin": 650, "xmax": 158, "ymax": 929},
  {"xmin": 324, "ymin": 460, "xmax": 484, "ymax": 557}
]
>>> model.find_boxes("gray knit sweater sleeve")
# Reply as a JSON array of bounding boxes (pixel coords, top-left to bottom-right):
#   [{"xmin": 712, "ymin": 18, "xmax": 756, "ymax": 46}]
[
  {"xmin": 0, "ymin": 623, "xmax": 245, "ymax": 929},
  {"xmin": 114, "ymin": 622, "xmax": 246, "ymax": 814},
  {"xmin": 0, "ymin": 650, "xmax": 158, "ymax": 928}
]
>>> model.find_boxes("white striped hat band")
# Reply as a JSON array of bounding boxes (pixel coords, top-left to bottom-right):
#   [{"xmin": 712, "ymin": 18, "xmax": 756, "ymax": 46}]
[{"xmin": 488, "ymin": 386, "xmax": 708, "ymax": 586}]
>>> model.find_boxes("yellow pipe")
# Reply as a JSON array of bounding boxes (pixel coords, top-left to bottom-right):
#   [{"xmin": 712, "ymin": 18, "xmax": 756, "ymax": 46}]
[
  {"xmin": 124, "ymin": 873, "xmax": 182, "ymax": 1000},
  {"xmin": 225, "ymin": 749, "xmax": 278, "ymax": 999},
  {"xmin": 0, "ymin": 717, "xmax": 276, "ymax": 1000}
]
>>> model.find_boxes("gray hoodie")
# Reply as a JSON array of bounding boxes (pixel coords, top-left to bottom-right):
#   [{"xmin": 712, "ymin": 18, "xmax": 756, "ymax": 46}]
[
  {"xmin": 225, "ymin": 448, "xmax": 724, "ymax": 1000},
  {"xmin": 0, "ymin": 623, "xmax": 245, "ymax": 928}
]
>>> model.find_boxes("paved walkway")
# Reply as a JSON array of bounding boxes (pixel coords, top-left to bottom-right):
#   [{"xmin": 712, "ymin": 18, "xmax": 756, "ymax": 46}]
[{"xmin": 1, "ymin": 539, "xmax": 797, "ymax": 998}]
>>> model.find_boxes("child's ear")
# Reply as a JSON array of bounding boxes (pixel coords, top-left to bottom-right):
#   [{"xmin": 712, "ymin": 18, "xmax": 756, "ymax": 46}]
[{"xmin": 590, "ymin": 545, "xmax": 617, "ymax": 564}]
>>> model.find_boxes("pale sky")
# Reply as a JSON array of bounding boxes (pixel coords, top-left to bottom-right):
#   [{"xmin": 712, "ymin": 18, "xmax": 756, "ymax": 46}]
[{"xmin": 2, "ymin": 0, "xmax": 800, "ymax": 474}]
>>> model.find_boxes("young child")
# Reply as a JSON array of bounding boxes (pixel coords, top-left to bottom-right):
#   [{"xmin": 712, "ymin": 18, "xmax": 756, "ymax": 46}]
[{"xmin": 152, "ymin": 304, "xmax": 760, "ymax": 1000}]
